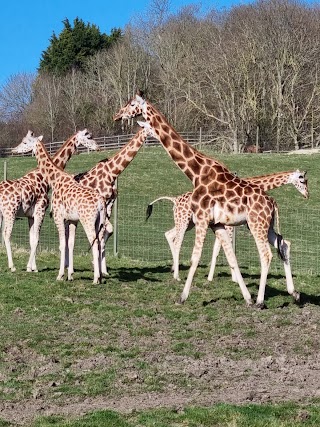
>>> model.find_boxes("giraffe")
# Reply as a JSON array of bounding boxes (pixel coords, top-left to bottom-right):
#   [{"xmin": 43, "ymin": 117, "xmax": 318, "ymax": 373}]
[
  {"xmin": 146, "ymin": 169, "xmax": 309, "ymax": 281},
  {"xmin": 114, "ymin": 94, "xmax": 300, "ymax": 308},
  {"xmin": 64, "ymin": 126, "xmax": 150, "ymax": 276},
  {"xmin": 29, "ymin": 137, "xmax": 108, "ymax": 284},
  {"xmin": 9, "ymin": 129, "xmax": 98, "ymax": 273}
]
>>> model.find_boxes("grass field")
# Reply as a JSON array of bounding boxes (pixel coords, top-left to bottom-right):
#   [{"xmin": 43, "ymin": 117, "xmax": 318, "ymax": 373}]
[{"xmin": 0, "ymin": 148, "xmax": 320, "ymax": 425}]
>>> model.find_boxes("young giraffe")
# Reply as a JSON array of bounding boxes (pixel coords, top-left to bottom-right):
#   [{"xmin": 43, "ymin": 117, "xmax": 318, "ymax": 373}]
[
  {"xmin": 146, "ymin": 170, "xmax": 309, "ymax": 281},
  {"xmin": 30, "ymin": 137, "xmax": 108, "ymax": 283},
  {"xmin": 114, "ymin": 93, "xmax": 299, "ymax": 308},
  {"xmin": 5, "ymin": 129, "xmax": 98, "ymax": 273},
  {"xmin": 64, "ymin": 126, "xmax": 149, "ymax": 277}
]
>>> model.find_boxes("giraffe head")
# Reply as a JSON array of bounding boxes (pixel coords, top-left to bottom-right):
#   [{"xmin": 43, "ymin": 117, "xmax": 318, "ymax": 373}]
[
  {"xmin": 288, "ymin": 169, "xmax": 309, "ymax": 199},
  {"xmin": 12, "ymin": 129, "xmax": 99, "ymax": 155},
  {"xmin": 74, "ymin": 129, "xmax": 99, "ymax": 151},
  {"xmin": 137, "ymin": 121, "xmax": 157, "ymax": 139},
  {"xmin": 113, "ymin": 90, "xmax": 147, "ymax": 121},
  {"xmin": 12, "ymin": 131, "xmax": 43, "ymax": 154}
]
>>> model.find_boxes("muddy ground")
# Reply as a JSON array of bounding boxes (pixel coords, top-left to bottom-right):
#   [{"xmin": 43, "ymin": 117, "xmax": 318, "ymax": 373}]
[{"xmin": 0, "ymin": 299, "xmax": 319, "ymax": 425}]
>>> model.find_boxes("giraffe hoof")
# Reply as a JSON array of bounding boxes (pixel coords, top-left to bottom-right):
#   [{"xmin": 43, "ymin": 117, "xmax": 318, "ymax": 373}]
[
  {"xmin": 254, "ymin": 302, "xmax": 266, "ymax": 310},
  {"xmin": 174, "ymin": 276, "xmax": 181, "ymax": 282},
  {"xmin": 175, "ymin": 296, "xmax": 185, "ymax": 305},
  {"xmin": 56, "ymin": 275, "xmax": 64, "ymax": 281},
  {"xmin": 246, "ymin": 299, "xmax": 253, "ymax": 307},
  {"xmin": 292, "ymin": 291, "xmax": 300, "ymax": 303},
  {"xmin": 10, "ymin": 267, "xmax": 16, "ymax": 273},
  {"xmin": 27, "ymin": 267, "xmax": 32, "ymax": 272}
]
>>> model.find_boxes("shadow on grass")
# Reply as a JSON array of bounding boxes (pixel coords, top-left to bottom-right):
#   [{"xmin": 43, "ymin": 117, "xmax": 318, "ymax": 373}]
[
  {"xmin": 203, "ymin": 271, "xmax": 320, "ymax": 308},
  {"xmin": 110, "ymin": 264, "xmax": 173, "ymax": 283}
]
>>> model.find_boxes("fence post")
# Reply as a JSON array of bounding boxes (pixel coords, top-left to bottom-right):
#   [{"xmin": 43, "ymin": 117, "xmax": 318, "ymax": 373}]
[{"xmin": 113, "ymin": 178, "xmax": 119, "ymax": 257}]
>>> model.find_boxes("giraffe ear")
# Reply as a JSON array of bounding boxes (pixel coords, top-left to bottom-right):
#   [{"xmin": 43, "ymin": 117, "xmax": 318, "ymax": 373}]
[
  {"xmin": 38, "ymin": 135, "xmax": 43, "ymax": 141},
  {"xmin": 137, "ymin": 89, "xmax": 144, "ymax": 97}
]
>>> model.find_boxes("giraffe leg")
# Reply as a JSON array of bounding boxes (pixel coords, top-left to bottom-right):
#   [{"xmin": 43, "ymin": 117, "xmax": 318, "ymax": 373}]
[
  {"xmin": 208, "ymin": 226, "xmax": 237, "ymax": 282},
  {"xmin": 164, "ymin": 227, "xmax": 177, "ymax": 274},
  {"xmin": 27, "ymin": 217, "xmax": 38, "ymax": 272},
  {"xmin": 67, "ymin": 222, "xmax": 77, "ymax": 281},
  {"xmin": 166, "ymin": 225, "xmax": 187, "ymax": 281},
  {"xmin": 92, "ymin": 239, "xmax": 102, "ymax": 284},
  {"xmin": 3, "ymin": 214, "xmax": 16, "ymax": 272},
  {"xmin": 255, "ymin": 243, "xmax": 272, "ymax": 308},
  {"xmin": 252, "ymin": 235, "xmax": 273, "ymax": 309},
  {"xmin": 178, "ymin": 218, "xmax": 208, "ymax": 304},
  {"xmin": 268, "ymin": 229, "xmax": 299, "ymax": 302},
  {"xmin": 207, "ymin": 227, "xmax": 222, "ymax": 282},
  {"xmin": 83, "ymin": 221, "xmax": 102, "ymax": 285},
  {"xmin": 100, "ymin": 219, "xmax": 113, "ymax": 276},
  {"xmin": 64, "ymin": 222, "xmax": 70, "ymax": 269},
  {"xmin": 27, "ymin": 210, "xmax": 45, "ymax": 272},
  {"xmin": 226, "ymin": 226, "xmax": 238, "ymax": 283},
  {"xmin": 214, "ymin": 227, "xmax": 252, "ymax": 305},
  {"xmin": 56, "ymin": 217, "xmax": 67, "ymax": 281}
]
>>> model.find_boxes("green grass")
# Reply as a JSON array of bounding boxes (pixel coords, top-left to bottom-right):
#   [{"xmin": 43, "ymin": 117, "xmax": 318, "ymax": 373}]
[
  {"xmin": 0, "ymin": 149, "xmax": 320, "ymax": 425},
  {"xmin": 15, "ymin": 404, "xmax": 320, "ymax": 426},
  {"xmin": 0, "ymin": 249, "xmax": 319, "ymax": 425},
  {"xmin": 1, "ymin": 149, "xmax": 319, "ymax": 274}
]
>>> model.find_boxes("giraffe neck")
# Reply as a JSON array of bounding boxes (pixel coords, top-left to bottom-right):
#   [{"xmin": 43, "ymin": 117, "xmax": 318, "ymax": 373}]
[
  {"xmin": 105, "ymin": 128, "xmax": 146, "ymax": 181},
  {"xmin": 52, "ymin": 134, "xmax": 78, "ymax": 169},
  {"xmin": 144, "ymin": 103, "xmax": 228, "ymax": 186},
  {"xmin": 35, "ymin": 140, "xmax": 64, "ymax": 187},
  {"xmin": 246, "ymin": 171, "xmax": 292, "ymax": 192}
]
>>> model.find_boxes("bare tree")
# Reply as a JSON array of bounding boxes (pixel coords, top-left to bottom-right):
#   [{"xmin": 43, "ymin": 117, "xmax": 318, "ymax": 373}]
[
  {"xmin": 28, "ymin": 74, "xmax": 63, "ymax": 142},
  {"xmin": 0, "ymin": 73, "xmax": 35, "ymax": 121}
]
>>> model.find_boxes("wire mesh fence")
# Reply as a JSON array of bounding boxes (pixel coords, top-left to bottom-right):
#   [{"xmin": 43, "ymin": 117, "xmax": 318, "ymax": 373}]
[{"xmin": 6, "ymin": 199, "xmax": 320, "ymax": 276}]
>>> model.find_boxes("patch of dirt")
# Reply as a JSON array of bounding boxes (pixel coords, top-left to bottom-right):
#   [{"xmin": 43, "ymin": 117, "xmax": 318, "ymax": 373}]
[{"xmin": 0, "ymin": 304, "xmax": 320, "ymax": 425}]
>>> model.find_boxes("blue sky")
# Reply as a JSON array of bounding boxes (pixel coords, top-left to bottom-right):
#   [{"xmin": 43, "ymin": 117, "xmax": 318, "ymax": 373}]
[{"xmin": 0, "ymin": 0, "xmax": 247, "ymax": 87}]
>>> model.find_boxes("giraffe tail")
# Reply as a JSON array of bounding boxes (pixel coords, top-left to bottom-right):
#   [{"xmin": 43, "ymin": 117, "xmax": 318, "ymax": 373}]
[
  {"xmin": 87, "ymin": 217, "xmax": 113, "ymax": 252},
  {"xmin": 146, "ymin": 196, "xmax": 177, "ymax": 221},
  {"xmin": 88, "ymin": 223, "xmax": 104, "ymax": 252},
  {"xmin": 273, "ymin": 202, "xmax": 287, "ymax": 262}
]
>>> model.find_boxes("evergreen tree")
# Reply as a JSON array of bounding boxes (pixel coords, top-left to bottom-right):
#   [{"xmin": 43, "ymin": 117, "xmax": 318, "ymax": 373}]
[{"xmin": 39, "ymin": 18, "xmax": 121, "ymax": 74}]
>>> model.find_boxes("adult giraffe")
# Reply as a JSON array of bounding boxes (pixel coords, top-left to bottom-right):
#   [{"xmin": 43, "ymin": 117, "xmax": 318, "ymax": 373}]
[
  {"xmin": 5, "ymin": 130, "xmax": 98, "ymax": 273},
  {"xmin": 146, "ymin": 169, "xmax": 309, "ymax": 281},
  {"xmin": 72, "ymin": 127, "xmax": 149, "ymax": 275},
  {"xmin": 114, "ymin": 93, "xmax": 299, "ymax": 308},
  {"xmin": 29, "ymin": 137, "xmax": 108, "ymax": 284}
]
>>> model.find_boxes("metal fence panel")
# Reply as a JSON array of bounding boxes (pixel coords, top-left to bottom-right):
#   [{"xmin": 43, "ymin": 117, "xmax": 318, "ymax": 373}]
[{"xmin": 7, "ymin": 201, "xmax": 319, "ymax": 276}]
